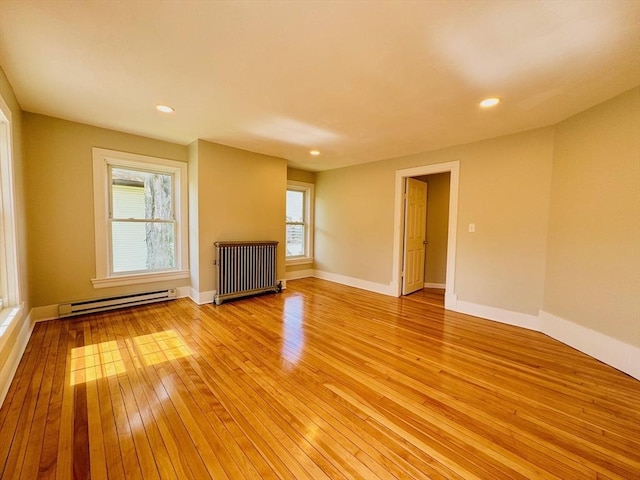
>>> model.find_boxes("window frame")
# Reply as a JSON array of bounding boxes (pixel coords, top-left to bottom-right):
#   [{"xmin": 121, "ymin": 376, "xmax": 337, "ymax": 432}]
[
  {"xmin": 286, "ymin": 181, "xmax": 314, "ymax": 266},
  {"xmin": 92, "ymin": 148, "xmax": 189, "ymax": 288},
  {"xmin": 0, "ymin": 92, "xmax": 23, "ymax": 334}
]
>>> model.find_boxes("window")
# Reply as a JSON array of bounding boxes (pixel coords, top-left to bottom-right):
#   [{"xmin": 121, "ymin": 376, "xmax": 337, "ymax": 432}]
[
  {"xmin": 286, "ymin": 181, "xmax": 314, "ymax": 265},
  {"xmin": 92, "ymin": 148, "xmax": 189, "ymax": 288},
  {"xmin": 0, "ymin": 92, "xmax": 22, "ymax": 336}
]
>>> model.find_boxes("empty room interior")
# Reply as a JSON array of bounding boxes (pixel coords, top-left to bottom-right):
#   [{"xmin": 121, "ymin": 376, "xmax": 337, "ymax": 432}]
[{"xmin": 0, "ymin": 1, "xmax": 638, "ymax": 479}]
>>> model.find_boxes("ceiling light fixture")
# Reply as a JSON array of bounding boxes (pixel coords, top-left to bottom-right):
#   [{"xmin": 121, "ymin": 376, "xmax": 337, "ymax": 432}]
[
  {"xmin": 156, "ymin": 104, "xmax": 175, "ymax": 113},
  {"xmin": 310, "ymin": 150, "xmax": 320, "ymax": 156},
  {"xmin": 479, "ymin": 97, "xmax": 501, "ymax": 108}
]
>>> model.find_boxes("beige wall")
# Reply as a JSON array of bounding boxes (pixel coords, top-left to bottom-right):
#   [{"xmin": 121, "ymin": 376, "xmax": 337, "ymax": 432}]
[
  {"xmin": 316, "ymin": 160, "xmax": 395, "ymax": 283},
  {"xmin": 194, "ymin": 140, "xmax": 287, "ymax": 293},
  {"xmin": 316, "ymin": 127, "xmax": 555, "ymax": 316},
  {"xmin": 544, "ymin": 87, "xmax": 640, "ymax": 347},
  {"xmin": 0, "ymin": 66, "xmax": 30, "ymax": 403},
  {"xmin": 23, "ymin": 118, "xmax": 287, "ymax": 303},
  {"xmin": 188, "ymin": 140, "xmax": 200, "ymax": 293},
  {"xmin": 287, "ymin": 167, "xmax": 316, "ymax": 184},
  {"xmin": 23, "ymin": 113, "xmax": 189, "ymax": 306},
  {"xmin": 417, "ymin": 172, "xmax": 450, "ymax": 285}
]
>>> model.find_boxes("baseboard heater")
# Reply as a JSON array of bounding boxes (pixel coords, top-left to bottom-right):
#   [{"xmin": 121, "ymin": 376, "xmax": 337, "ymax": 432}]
[
  {"xmin": 58, "ymin": 288, "xmax": 177, "ymax": 318},
  {"xmin": 214, "ymin": 241, "xmax": 280, "ymax": 305}
]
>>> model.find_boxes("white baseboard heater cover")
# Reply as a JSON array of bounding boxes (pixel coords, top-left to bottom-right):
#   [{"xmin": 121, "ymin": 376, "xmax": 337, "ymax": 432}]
[{"xmin": 58, "ymin": 288, "xmax": 177, "ymax": 318}]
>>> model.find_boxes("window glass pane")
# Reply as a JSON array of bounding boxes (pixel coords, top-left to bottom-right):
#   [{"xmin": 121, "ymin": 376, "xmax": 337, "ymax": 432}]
[
  {"xmin": 112, "ymin": 221, "xmax": 175, "ymax": 273},
  {"xmin": 286, "ymin": 224, "xmax": 305, "ymax": 257},
  {"xmin": 286, "ymin": 190, "xmax": 304, "ymax": 223},
  {"xmin": 112, "ymin": 168, "xmax": 172, "ymax": 220}
]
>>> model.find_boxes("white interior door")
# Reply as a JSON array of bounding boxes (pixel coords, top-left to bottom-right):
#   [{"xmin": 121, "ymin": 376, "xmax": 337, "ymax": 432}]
[{"xmin": 402, "ymin": 178, "xmax": 427, "ymax": 295}]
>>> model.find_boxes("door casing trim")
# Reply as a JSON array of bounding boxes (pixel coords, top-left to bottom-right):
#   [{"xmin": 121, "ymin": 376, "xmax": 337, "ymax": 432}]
[{"xmin": 391, "ymin": 161, "xmax": 459, "ymax": 309}]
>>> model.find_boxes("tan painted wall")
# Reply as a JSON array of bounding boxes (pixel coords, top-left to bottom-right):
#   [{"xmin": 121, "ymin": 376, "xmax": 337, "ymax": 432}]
[
  {"xmin": 316, "ymin": 160, "xmax": 395, "ymax": 283},
  {"xmin": 316, "ymin": 127, "xmax": 554, "ymax": 316},
  {"xmin": 23, "ymin": 113, "xmax": 189, "ymax": 307},
  {"xmin": 287, "ymin": 167, "xmax": 316, "ymax": 184},
  {"xmin": 195, "ymin": 140, "xmax": 287, "ymax": 293},
  {"xmin": 23, "ymin": 116, "xmax": 287, "ymax": 304},
  {"xmin": 544, "ymin": 87, "xmax": 640, "ymax": 347},
  {"xmin": 188, "ymin": 140, "xmax": 200, "ymax": 293},
  {"xmin": 416, "ymin": 173, "xmax": 450, "ymax": 285},
  {"xmin": 286, "ymin": 263, "xmax": 315, "ymax": 276}
]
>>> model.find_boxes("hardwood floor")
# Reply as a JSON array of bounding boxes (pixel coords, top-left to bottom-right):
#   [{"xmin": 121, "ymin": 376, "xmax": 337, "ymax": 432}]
[
  {"xmin": 1, "ymin": 278, "xmax": 638, "ymax": 479},
  {"xmin": 403, "ymin": 288, "xmax": 445, "ymax": 308}
]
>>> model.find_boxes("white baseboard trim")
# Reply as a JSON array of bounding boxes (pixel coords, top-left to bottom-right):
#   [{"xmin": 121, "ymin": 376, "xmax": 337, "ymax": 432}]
[
  {"xmin": 424, "ymin": 282, "xmax": 446, "ymax": 289},
  {"xmin": 30, "ymin": 304, "xmax": 59, "ymax": 322},
  {"xmin": 286, "ymin": 269, "xmax": 315, "ymax": 281},
  {"xmin": 190, "ymin": 289, "xmax": 215, "ymax": 305},
  {"xmin": 313, "ymin": 270, "xmax": 395, "ymax": 296},
  {"xmin": 449, "ymin": 299, "xmax": 639, "ymax": 379},
  {"xmin": 539, "ymin": 310, "xmax": 640, "ymax": 380},
  {"xmin": 453, "ymin": 299, "xmax": 540, "ymax": 331},
  {"xmin": 0, "ymin": 310, "xmax": 34, "ymax": 408},
  {"xmin": 444, "ymin": 292, "xmax": 457, "ymax": 311},
  {"xmin": 279, "ymin": 279, "xmax": 287, "ymax": 290}
]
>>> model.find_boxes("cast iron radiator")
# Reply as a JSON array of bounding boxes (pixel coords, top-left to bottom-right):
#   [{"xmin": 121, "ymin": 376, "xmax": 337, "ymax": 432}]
[{"xmin": 213, "ymin": 241, "xmax": 280, "ymax": 305}]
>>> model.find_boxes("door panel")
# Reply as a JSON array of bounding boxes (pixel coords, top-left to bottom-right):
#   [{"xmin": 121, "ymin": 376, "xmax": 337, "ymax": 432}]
[{"xmin": 402, "ymin": 178, "xmax": 427, "ymax": 295}]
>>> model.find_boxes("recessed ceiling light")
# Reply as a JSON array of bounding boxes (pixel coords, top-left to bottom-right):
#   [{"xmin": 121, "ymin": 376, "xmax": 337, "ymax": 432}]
[
  {"xmin": 479, "ymin": 97, "xmax": 501, "ymax": 108},
  {"xmin": 310, "ymin": 150, "xmax": 320, "ymax": 156},
  {"xmin": 156, "ymin": 104, "xmax": 175, "ymax": 113}
]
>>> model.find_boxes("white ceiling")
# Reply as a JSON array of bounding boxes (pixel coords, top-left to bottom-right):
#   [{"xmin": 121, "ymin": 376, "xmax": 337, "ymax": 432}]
[{"xmin": 0, "ymin": 1, "xmax": 638, "ymax": 171}]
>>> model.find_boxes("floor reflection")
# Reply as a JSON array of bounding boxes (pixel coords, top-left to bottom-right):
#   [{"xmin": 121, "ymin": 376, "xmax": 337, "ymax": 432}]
[{"xmin": 282, "ymin": 295, "xmax": 305, "ymax": 369}]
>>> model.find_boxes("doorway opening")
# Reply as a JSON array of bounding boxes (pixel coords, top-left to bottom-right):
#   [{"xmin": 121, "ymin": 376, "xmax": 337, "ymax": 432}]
[
  {"xmin": 391, "ymin": 161, "xmax": 459, "ymax": 310},
  {"xmin": 403, "ymin": 172, "xmax": 451, "ymax": 307}
]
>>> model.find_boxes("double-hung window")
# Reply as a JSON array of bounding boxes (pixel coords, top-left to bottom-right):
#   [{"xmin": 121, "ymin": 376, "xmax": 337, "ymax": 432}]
[
  {"xmin": 92, "ymin": 148, "xmax": 189, "ymax": 287},
  {"xmin": 286, "ymin": 181, "xmax": 314, "ymax": 265}
]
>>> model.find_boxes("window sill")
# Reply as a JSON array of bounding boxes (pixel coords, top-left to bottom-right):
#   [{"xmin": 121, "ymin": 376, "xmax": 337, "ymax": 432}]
[
  {"xmin": 286, "ymin": 257, "xmax": 314, "ymax": 266},
  {"xmin": 0, "ymin": 303, "xmax": 26, "ymax": 351},
  {"xmin": 92, "ymin": 270, "xmax": 190, "ymax": 288}
]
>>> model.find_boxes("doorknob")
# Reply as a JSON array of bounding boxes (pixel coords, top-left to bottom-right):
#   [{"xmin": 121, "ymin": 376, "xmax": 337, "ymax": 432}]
[{"xmin": 423, "ymin": 240, "xmax": 429, "ymax": 245}]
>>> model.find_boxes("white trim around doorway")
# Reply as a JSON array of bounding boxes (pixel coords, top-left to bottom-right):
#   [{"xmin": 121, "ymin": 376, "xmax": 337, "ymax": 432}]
[{"xmin": 391, "ymin": 161, "xmax": 460, "ymax": 310}]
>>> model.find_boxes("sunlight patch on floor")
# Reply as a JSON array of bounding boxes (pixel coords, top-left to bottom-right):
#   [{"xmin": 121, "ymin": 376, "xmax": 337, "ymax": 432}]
[
  {"xmin": 70, "ymin": 340, "xmax": 125, "ymax": 385},
  {"xmin": 69, "ymin": 330, "xmax": 191, "ymax": 385}
]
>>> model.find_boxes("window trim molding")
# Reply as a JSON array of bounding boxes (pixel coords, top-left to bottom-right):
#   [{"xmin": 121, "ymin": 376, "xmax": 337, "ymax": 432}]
[
  {"xmin": 0, "ymin": 92, "xmax": 21, "ymax": 309},
  {"xmin": 91, "ymin": 270, "xmax": 190, "ymax": 289},
  {"xmin": 91, "ymin": 148, "xmax": 189, "ymax": 287},
  {"xmin": 286, "ymin": 180, "xmax": 314, "ymax": 266}
]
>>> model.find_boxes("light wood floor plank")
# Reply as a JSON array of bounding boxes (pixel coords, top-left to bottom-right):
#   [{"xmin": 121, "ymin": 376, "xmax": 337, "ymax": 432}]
[
  {"xmin": 1, "ymin": 278, "xmax": 639, "ymax": 479},
  {"xmin": 191, "ymin": 301, "xmax": 446, "ymax": 479},
  {"xmin": 37, "ymin": 320, "xmax": 69, "ymax": 479},
  {"xmin": 82, "ymin": 319, "xmax": 108, "ymax": 480},
  {"xmin": 4, "ymin": 322, "xmax": 56, "ymax": 479},
  {"xmin": 0, "ymin": 321, "xmax": 49, "ymax": 475},
  {"xmin": 18, "ymin": 320, "xmax": 62, "ymax": 479},
  {"xmin": 89, "ymin": 315, "xmax": 128, "ymax": 480},
  {"xmin": 54, "ymin": 325, "xmax": 78, "ymax": 479}
]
